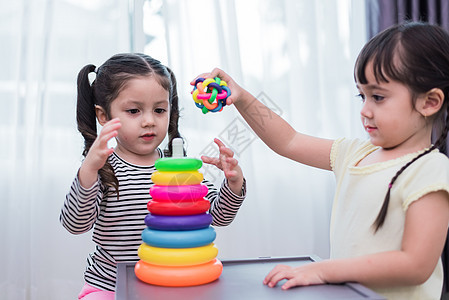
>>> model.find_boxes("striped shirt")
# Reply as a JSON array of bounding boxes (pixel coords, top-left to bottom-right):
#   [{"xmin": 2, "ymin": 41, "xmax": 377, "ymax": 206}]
[{"xmin": 60, "ymin": 150, "xmax": 246, "ymax": 291}]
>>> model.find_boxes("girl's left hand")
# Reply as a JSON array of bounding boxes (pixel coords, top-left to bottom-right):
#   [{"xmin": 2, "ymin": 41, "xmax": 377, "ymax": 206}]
[
  {"xmin": 201, "ymin": 138, "xmax": 244, "ymax": 195},
  {"xmin": 263, "ymin": 263, "xmax": 326, "ymax": 290}
]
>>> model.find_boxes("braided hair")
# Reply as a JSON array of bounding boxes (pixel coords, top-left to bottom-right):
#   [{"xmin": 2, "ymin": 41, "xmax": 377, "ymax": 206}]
[
  {"xmin": 354, "ymin": 22, "xmax": 449, "ymax": 232},
  {"xmin": 76, "ymin": 53, "xmax": 183, "ymax": 196}
]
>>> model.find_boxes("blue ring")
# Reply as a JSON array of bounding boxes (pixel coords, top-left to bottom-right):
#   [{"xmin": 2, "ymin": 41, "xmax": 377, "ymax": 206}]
[
  {"xmin": 206, "ymin": 82, "xmax": 223, "ymax": 94},
  {"xmin": 141, "ymin": 227, "xmax": 216, "ymax": 248},
  {"xmin": 222, "ymin": 86, "xmax": 231, "ymax": 98},
  {"xmin": 145, "ymin": 213, "xmax": 212, "ymax": 231},
  {"xmin": 194, "ymin": 77, "xmax": 205, "ymax": 86}
]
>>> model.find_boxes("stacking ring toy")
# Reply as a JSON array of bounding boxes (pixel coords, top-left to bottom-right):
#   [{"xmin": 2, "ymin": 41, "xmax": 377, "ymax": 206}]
[
  {"xmin": 145, "ymin": 213, "xmax": 212, "ymax": 230},
  {"xmin": 155, "ymin": 157, "xmax": 202, "ymax": 172},
  {"xmin": 151, "ymin": 171, "xmax": 203, "ymax": 186},
  {"xmin": 138, "ymin": 243, "xmax": 218, "ymax": 266},
  {"xmin": 150, "ymin": 184, "xmax": 208, "ymax": 202},
  {"xmin": 141, "ymin": 227, "xmax": 216, "ymax": 248},
  {"xmin": 191, "ymin": 77, "xmax": 231, "ymax": 114},
  {"xmin": 135, "ymin": 258, "xmax": 223, "ymax": 287},
  {"xmin": 147, "ymin": 199, "xmax": 210, "ymax": 216}
]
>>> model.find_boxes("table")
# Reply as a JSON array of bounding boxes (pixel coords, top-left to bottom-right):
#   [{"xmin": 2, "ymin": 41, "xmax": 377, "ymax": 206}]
[{"xmin": 116, "ymin": 256, "xmax": 385, "ymax": 299}]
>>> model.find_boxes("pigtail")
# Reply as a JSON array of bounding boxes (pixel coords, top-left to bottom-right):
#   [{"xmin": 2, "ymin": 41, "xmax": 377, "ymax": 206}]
[
  {"xmin": 373, "ymin": 147, "xmax": 435, "ymax": 232},
  {"xmin": 164, "ymin": 67, "xmax": 184, "ymax": 157},
  {"xmin": 76, "ymin": 64, "xmax": 97, "ymax": 156},
  {"xmin": 76, "ymin": 64, "xmax": 119, "ymax": 196},
  {"xmin": 434, "ymin": 103, "xmax": 449, "ymax": 153}
]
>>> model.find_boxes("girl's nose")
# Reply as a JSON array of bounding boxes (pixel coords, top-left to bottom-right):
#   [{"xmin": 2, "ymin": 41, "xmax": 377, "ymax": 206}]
[
  {"xmin": 360, "ymin": 101, "xmax": 373, "ymax": 119},
  {"xmin": 141, "ymin": 112, "xmax": 155, "ymax": 127}
]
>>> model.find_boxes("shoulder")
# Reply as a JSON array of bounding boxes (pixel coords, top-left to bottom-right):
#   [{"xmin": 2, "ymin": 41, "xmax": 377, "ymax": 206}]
[
  {"xmin": 331, "ymin": 138, "xmax": 376, "ymax": 171},
  {"xmin": 400, "ymin": 150, "xmax": 449, "ymax": 209},
  {"xmin": 406, "ymin": 149, "xmax": 449, "ymax": 173}
]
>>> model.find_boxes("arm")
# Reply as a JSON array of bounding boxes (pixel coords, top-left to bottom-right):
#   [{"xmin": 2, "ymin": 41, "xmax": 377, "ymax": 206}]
[
  {"xmin": 264, "ymin": 190, "xmax": 449, "ymax": 289},
  {"xmin": 59, "ymin": 174, "xmax": 101, "ymax": 234},
  {"xmin": 193, "ymin": 69, "xmax": 334, "ymax": 170},
  {"xmin": 207, "ymin": 178, "xmax": 246, "ymax": 227},
  {"xmin": 202, "ymin": 138, "xmax": 246, "ymax": 226},
  {"xmin": 201, "ymin": 139, "xmax": 246, "ymax": 226},
  {"xmin": 60, "ymin": 118, "xmax": 121, "ymax": 234}
]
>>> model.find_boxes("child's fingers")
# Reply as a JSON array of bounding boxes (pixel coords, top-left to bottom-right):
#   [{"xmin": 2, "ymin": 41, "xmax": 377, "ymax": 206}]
[
  {"xmin": 263, "ymin": 265, "xmax": 290, "ymax": 286},
  {"xmin": 97, "ymin": 122, "xmax": 121, "ymax": 148},
  {"xmin": 220, "ymin": 146, "xmax": 235, "ymax": 159},
  {"xmin": 99, "ymin": 130, "xmax": 119, "ymax": 148},
  {"xmin": 281, "ymin": 278, "xmax": 302, "ymax": 290},
  {"xmin": 190, "ymin": 73, "xmax": 212, "ymax": 85},
  {"xmin": 213, "ymin": 138, "xmax": 225, "ymax": 148},
  {"xmin": 190, "ymin": 68, "xmax": 230, "ymax": 85},
  {"xmin": 225, "ymin": 157, "xmax": 239, "ymax": 168},
  {"xmin": 100, "ymin": 119, "xmax": 121, "ymax": 136},
  {"xmin": 226, "ymin": 97, "xmax": 235, "ymax": 106},
  {"xmin": 224, "ymin": 170, "xmax": 238, "ymax": 178},
  {"xmin": 201, "ymin": 155, "xmax": 220, "ymax": 167},
  {"xmin": 213, "ymin": 139, "xmax": 235, "ymax": 158}
]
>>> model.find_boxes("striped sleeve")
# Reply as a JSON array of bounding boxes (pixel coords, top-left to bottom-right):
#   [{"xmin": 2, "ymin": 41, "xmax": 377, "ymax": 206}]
[
  {"xmin": 59, "ymin": 172, "xmax": 103, "ymax": 235},
  {"xmin": 206, "ymin": 178, "xmax": 246, "ymax": 226}
]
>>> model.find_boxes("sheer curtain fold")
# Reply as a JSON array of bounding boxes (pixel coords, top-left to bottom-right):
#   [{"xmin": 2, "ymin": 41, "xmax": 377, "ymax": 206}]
[{"xmin": 1, "ymin": 1, "xmax": 131, "ymax": 299}]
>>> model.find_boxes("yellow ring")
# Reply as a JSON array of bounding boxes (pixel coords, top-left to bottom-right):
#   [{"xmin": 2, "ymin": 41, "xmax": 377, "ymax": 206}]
[
  {"xmin": 192, "ymin": 89, "xmax": 201, "ymax": 103},
  {"xmin": 138, "ymin": 243, "xmax": 218, "ymax": 266},
  {"xmin": 202, "ymin": 78, "xmax": 215, "ymax": 88},
  {"xmin": 151, "ymin": 171, "xmax": 203, "ymax": 186}
]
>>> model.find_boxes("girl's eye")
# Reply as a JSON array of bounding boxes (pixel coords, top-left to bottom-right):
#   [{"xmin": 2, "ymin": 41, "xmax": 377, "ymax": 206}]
[
  {"xmin": 373, "ymin": 95, "xmax": 384, "ymax": 102},
  {"xmin": 155, "ymin": 108, "xmax": 167, "ymax": 114},
  {"xmin": 356, "ymin": 93, "xmax": 365, "ymax": 102},
  {"xmin": 126, "ymin": 109, "xmax": 140, "ymax": 114}
]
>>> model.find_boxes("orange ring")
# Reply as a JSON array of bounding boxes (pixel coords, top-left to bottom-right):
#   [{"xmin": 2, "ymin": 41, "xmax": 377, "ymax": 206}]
[
  {"xmin": 135, "ymin": 258, "xmax": 223, "ymax": 287},
  {"xmin": 202, "ymin": 98, "xmax": 219, "ymax": 110}
]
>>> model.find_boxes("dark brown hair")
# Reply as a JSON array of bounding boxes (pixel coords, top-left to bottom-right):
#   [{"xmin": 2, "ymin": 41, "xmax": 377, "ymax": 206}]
[
  {"xmin": 354, "ymin": 22, "xmax": 449, "ymax": 232},
  {"xmin": 76, "ymin": 53, "xmax": 182, "ymax": 195}
]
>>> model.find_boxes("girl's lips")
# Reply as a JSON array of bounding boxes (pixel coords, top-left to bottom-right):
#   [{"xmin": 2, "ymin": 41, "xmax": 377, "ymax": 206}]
[
  {"xmin": 140, "ymin": 133, "xmax": 155, "ymax": 141},
  {"xmin": 365, "ymin": 126, "xmax": 377, "ymax": 133}
]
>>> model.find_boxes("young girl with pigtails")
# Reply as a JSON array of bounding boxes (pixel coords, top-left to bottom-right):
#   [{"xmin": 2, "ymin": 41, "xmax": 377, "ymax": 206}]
[
  {"xmin": 194, "ymin": 22, "xmax": 449, "ymax": 299},
  {"xmin": 60, "ymin": 53, "xmax": 246, "ymax": 300}
]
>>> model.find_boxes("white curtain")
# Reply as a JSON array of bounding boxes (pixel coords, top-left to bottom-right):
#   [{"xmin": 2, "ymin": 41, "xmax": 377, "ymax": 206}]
[
  {"xmin": 0, "ymin": 0, "xmax": 131, "ymax": 299},
  {"xmin": 0, "ymin": 0, "xmax": 366, "ymax": 299}
]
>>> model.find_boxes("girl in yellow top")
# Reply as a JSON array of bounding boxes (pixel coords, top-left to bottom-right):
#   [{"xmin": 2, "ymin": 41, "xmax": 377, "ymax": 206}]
[{"xmin": 193, "ymin": 22, "xmax": 449, "ymax": 299}]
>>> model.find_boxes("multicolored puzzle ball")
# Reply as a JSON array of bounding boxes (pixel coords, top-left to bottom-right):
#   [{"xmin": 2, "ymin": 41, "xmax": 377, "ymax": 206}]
[{"xmin": 191, "ymin": 77, "xmax": 231, "ymax": 114}]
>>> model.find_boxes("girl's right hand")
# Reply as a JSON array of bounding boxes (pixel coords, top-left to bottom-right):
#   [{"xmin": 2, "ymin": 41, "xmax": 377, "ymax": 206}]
[
  {"xmin": 190, "ymin": 68, "xmax": 245, "ymax": 106},
  {"xmin": 78, "ymin": 118, "xmax": 121, "ymax": 188}
]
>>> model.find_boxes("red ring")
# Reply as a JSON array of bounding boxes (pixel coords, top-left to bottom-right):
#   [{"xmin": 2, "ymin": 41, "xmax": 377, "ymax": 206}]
[{"xmin": 147, "ymin": 199, "xmax": 210, "ymax": 216}]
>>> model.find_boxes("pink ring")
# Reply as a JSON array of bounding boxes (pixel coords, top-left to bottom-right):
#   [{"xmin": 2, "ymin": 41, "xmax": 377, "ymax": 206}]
[
  {"xmin": 150, "ymin": 184, "xmax": 208, "ymax": 202},
  {"xmin": 197, "ymin": 90, "xmax": 227, "ymax": 100}
]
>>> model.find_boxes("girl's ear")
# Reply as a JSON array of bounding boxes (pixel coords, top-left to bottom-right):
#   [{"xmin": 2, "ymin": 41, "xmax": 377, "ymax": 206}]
[
  {"xmin": 418, "ymin": 88, "xmax": 445, "ymax": 117},
  {"xmin": 95, "ymin": 105, "xmax": 109, "ymax": 125}
]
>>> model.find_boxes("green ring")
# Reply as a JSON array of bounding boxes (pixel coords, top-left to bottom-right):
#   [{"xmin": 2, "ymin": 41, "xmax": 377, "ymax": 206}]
[
  {"xmin": 208, "ymin": 88, "xmax": 218, "ymax": 104},
  {"xmin": 155, "ymin": 157, "xmax": 203, "ymax": 171}
]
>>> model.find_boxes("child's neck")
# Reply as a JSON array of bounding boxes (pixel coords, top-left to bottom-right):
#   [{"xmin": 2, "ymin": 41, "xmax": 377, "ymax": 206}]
[
  {"xmin": 114, "ymin": 147, "xmax": 161, "ymax": 166},
  {"xmin": 358, "ymin": 143, "xmax": 432, "ymax": 167}
]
